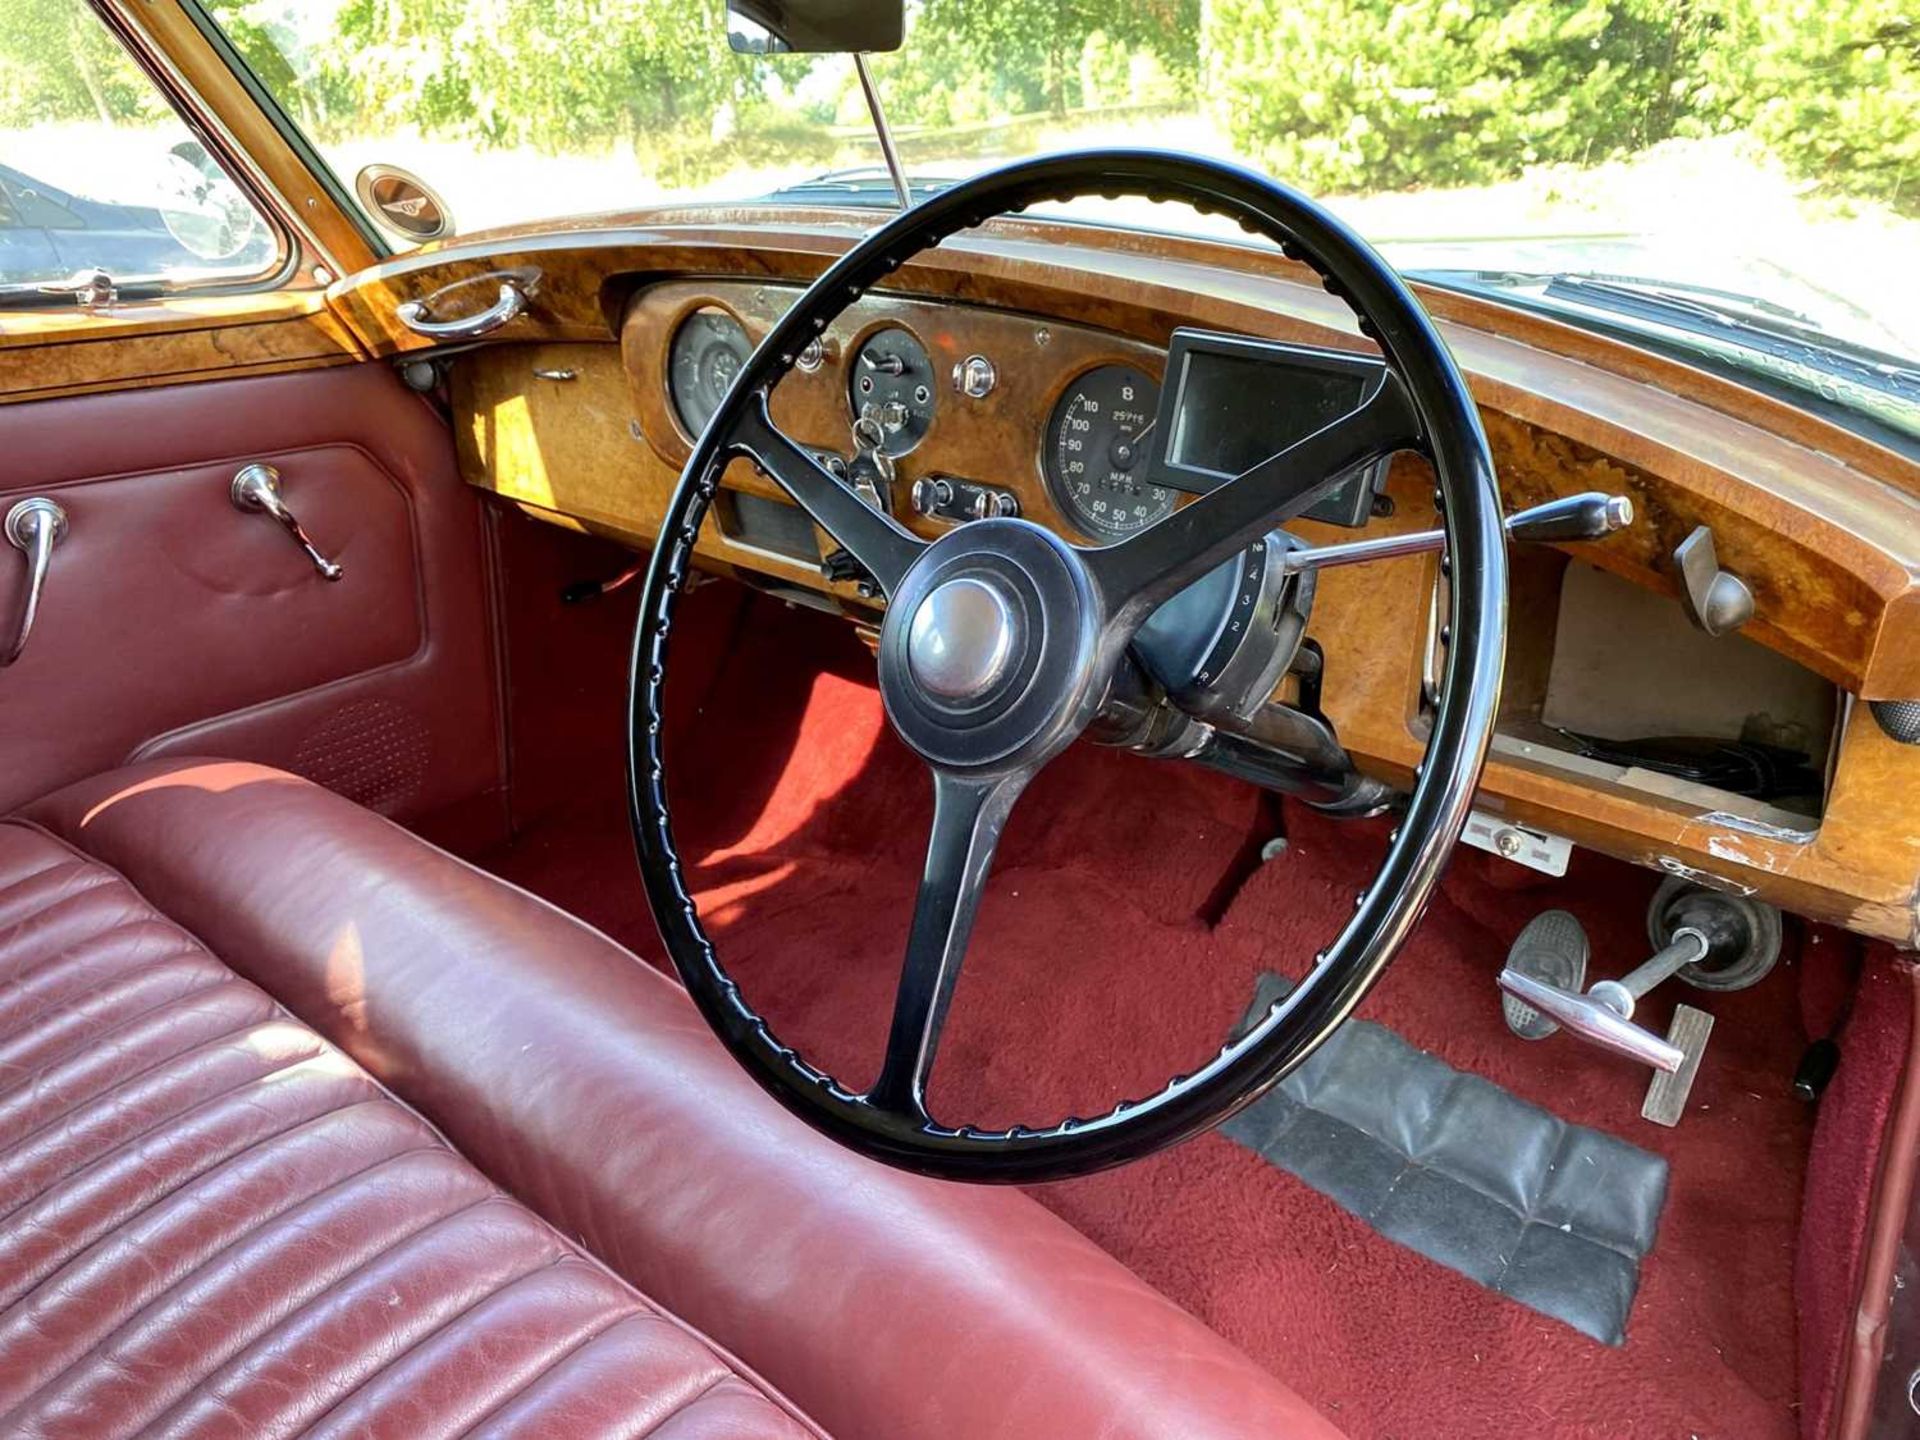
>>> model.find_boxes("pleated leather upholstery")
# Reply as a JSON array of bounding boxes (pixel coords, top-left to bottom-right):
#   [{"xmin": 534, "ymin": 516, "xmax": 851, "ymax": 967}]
[{"xmin": 0, "ymin": 820, "xmax": 821, "ymax": 1440}]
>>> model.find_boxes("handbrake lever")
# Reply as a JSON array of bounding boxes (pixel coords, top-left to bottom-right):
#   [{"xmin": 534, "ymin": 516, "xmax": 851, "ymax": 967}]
[
  {"xmin": 1281, "ymin": 491, "xmax": 1633, "ymax": 574},
  {"xmin": 1496, "ymin": 971, "xmax": 1686, "ymax": 1072},
  {"xmin": 1497, "ymin": 926, "xmax": 1712, "ymax": 1073}
]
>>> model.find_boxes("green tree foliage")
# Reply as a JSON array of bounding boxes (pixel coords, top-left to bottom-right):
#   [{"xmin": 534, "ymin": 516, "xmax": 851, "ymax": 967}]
[
  {"xmin": 203, "ymin": 0, "xmax": 841, "ymax": 183},
  {"xmin": 317, "ymin": 0, "xmax": 732, "ymax": 148},
  {"xmin": 1707, "ymin": 1, "xmax": 1917, "ymax": 211},
  {"xmin": 1203, "ymin": 0, "xmax": 1717, "ymax": 192},
  {"xmin": 76, "ymin": 0, "xmax": 1910, "ymax": 215},
  {"xmin": 899, "ymin": 0, "xmax": 1198, "ymax": 117},
  {"xmin": 0, "ymin": 0, "xmax": 170, "ymax": 128}
]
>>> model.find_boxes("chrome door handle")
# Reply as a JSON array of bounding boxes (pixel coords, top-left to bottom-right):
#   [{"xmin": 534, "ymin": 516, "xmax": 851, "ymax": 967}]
[
  {"xmin": 3, "ymin": 497, "xmax": 68, "ymax": 667},
  {"xmin": 231, "ymin": 464, "xmax": 344, "ymax": 581},
  {"xmin": 395, "ymin": 280, "xmax": 527, "ymax": 340}
]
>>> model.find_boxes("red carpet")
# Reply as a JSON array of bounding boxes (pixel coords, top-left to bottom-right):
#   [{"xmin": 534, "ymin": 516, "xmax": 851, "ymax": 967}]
[{"xmin": 478, "ymin": 552, "xmax": 1889, "ymax": 1439}]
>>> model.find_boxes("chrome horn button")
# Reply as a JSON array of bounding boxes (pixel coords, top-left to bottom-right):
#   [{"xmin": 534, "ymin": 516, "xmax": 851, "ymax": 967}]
[
  {"xmin": 906, "ymin": 576, "xmax": 1016, "ymax": 702},
  {"xmin": 876, "ymin": 518, "xmax": 1096, "ymax": 771}
]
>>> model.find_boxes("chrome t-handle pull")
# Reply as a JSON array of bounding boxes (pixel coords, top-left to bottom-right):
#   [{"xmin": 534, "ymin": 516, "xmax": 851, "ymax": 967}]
[{"xmin": 1496, "ymin": 969, "xmax": 1686, "ymax": 1072}]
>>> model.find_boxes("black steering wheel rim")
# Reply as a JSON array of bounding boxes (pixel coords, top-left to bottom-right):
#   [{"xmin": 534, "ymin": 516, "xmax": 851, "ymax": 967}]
[{"xmin": 628, "ymin": 149, "xmax": 1506, "ymax": 1182}]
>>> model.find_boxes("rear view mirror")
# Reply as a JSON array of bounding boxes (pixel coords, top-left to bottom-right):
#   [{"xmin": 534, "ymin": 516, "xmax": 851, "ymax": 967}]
[{"xmin": 725, "ymin": 0, "xmax": 902, "ymax": 54}]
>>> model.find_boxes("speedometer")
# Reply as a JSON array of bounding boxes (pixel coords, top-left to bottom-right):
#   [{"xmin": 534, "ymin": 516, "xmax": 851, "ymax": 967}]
[{"xmin": 1043, "ymin": 364, "xmax": 1171, "ymax": 539}]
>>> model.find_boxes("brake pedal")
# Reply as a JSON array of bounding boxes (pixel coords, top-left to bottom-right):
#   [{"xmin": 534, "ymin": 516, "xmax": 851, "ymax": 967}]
[{"xmin": 1501, "ymin": 909, "xmax": 1589, "ymax": 1040}]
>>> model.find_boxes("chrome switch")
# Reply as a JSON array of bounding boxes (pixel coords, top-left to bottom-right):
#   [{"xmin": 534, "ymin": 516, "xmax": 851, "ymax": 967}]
[{"xmin": 951, "ymin": 354, "xmax": 997, "ymax": 399}]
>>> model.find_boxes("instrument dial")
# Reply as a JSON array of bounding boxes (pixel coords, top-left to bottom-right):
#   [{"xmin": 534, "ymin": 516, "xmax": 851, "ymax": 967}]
[
  {"xmin": 668, "ymin": 308, "xmax": 752, "ymax": 437},
  {"xmin": 1043, "ymin": 365, "xmax": 1171, "ymax": 539}
]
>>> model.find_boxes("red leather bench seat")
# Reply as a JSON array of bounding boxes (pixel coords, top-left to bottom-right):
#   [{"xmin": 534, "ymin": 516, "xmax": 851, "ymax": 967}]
[
  {"xmin": 5, "ymin": 759, "xmax": 1343, "ymax": 1440},
  {"xmin": 0, "ymin": 818, "xmax": 819, "ymax": 1439}
]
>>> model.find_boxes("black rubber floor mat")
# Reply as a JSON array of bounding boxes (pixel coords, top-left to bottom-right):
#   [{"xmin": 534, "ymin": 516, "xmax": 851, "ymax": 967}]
[{"xmin": 1223, "ymin": 972, "xmax": 1668, "ymax": 1345}]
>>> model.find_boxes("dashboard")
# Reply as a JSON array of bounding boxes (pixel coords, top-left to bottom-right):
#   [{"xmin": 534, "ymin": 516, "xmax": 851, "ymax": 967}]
[
  {"xmin": 653, "ymin": 286, "xmax": 1388, "ymax": 543},
  {"xmin": 325, "ymin": 207, "xmax": 1920, "ymax": 946}
]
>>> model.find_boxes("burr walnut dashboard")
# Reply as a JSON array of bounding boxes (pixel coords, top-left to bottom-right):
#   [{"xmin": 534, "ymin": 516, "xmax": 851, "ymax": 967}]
[{"xmin": 331, "ymin": 207, "xmax": 1920, "ymax": 944}]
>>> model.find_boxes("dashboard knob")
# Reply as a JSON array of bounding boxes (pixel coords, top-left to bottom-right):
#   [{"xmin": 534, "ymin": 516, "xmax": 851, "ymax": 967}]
[
  {"xmin": 951, "ymin": 354, "xmax": 997, "ymax": 399},
  {"xmin": 910, "ymin": 477, "xmax": 954, "ymax": 515},
  {"xmin": 1674, "ymin": 525, "xmax": 1754, "ymax": 637}
]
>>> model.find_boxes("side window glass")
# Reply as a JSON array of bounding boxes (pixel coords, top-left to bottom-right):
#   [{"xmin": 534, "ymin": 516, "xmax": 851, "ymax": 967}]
[{"xmin": 0, "ymin": 0, "xmax": 283, "ymax": 297}]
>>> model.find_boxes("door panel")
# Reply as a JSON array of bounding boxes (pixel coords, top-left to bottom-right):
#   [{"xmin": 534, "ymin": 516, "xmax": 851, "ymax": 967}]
[{"xmin": 0, "ymin": 364, "xmax": 501, "ymax": 824}]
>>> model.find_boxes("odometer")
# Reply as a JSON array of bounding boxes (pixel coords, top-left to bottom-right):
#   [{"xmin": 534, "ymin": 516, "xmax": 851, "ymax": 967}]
[{"xmin": 1043, "ymin": 364, "xmax": 1170, "ymax": 539}]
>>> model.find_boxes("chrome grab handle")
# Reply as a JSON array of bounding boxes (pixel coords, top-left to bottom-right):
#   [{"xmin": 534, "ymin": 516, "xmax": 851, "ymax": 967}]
[
  {"xmin": 395, "ymin": 280, "xmax": 527, "ymax": 340},
  {"xmin": 231, "ymin": 464, "xmax": 344, "ymax": 582},
  {"xmin": 3, "ymin": 497, "xmax": 68, "ymax": 667}
]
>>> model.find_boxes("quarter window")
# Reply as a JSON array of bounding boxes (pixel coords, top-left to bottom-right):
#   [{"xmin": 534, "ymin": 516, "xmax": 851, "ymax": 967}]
[{"xmin": 0, "ymin": 0, "xmax": 282, "ymax": 299}]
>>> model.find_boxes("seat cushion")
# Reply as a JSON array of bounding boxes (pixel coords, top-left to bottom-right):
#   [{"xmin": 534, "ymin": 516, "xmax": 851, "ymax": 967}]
[
  {"xmin": 17, "ymin": 758, "xmax": 1344, "ymax": 1440},
  {"xmin": 0, "ymin": 819, "xmax": 820, "ymax": 1440}
]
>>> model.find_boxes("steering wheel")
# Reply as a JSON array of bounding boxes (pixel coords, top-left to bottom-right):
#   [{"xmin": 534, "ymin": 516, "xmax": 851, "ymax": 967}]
[{"xmin": 628, "ymin": 150, "xmax": 1506, "ymax": 1182}]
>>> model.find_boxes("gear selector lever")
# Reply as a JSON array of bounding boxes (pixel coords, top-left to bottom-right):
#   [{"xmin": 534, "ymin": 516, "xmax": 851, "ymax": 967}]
[{"xmin": 1281, "ymin": 491, "xmax": 1632, "ymax": 574}]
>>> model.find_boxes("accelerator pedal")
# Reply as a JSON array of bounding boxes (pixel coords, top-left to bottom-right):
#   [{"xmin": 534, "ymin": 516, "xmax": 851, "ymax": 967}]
[{"xmin": 1642, "ymin": 1005, "xmax": 1715, "ymax": 1127}]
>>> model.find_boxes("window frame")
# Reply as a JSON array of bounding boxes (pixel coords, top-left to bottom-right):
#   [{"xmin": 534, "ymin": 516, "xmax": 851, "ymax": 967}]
[{"xmin": 174, "ymin": 0, "xmax": 391, "ymax": 264}]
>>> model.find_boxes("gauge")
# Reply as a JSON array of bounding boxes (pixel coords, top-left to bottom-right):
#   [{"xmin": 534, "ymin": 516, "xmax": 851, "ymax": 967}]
[
  {"xmin": 1043, "ymin": 364, "xmax": 1171, "ymax": 539},
  {"xmin": 668, "ymin": 308, "xmax": 752, "ymax": 437},
  {"xmin": 848, "ymin": 326, "xmax": 935, "ymax": 455}
]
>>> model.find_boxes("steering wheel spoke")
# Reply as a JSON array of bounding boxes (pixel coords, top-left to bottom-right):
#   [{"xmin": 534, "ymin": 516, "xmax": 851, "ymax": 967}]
[
  {"xmin": 1087, "ymin": 369, "xmax": 1420, "ymax": 625},
  {"xmin": 867, "ymin": 766, "xmax": 1032, "ymax": 1120},
  {"xmin": 729, "ymin": 389, "xmax": 925, "ymax": 598}
]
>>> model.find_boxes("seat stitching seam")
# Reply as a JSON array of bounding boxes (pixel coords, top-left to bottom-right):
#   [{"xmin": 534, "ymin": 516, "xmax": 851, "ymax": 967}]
[
  {"xmin": 4, "ymin": 1137, "xmax": 453, "ymax": 1422},
  {"xmin": 130, "ymin": 1190, "xmax": 512, "ymax": 1440},
  {"xmin": 0, "ymin": 960, "xmax": 240, "ymax": 1066},
  {"xmin": 0, "ymin": 974, "xmax": 267, "ymax": 1109},
  {"xmin": 0, "ymin": 1097, "xmax": 405, "ymax": 1320},
  {"xmin": 0, "ymin": 847, "xmax": 88, "ymax": 892},
  {"xmin": 0, "ymin": 820, "xmax": 482, "ymax": 1161},
  {"xmin": 0, "ymin": 1036, "xmax": 336, "ymax": 1228},
  {"xmin": 0, "ymin": 932, "xmax": 214, "ymax": 1047},
  {"xmin": 2, "ymin": 822, "xmax": 254, "ymax": 990},
  {"xmin": 447, "ymin": 1301, "xmax": 640, "ymax": 1439},
  {"xmin": 0, "ymin": 877, "xmax": 139, "ymax": 972},
  {"xmin": 4, "ymin": 816, "xmax": 626, "ymax": 1253},
  {"xmin": 0, "ymin": 857, "xmax": 118, "ymax": 932},
  {"xmin": 2, "ymin": 810, "xmax": 792, "ymax": 1432},
  {"xmin": 0, "ymin": 1014, "xmax": 301, "ymax": 1181},
  {"xmin": 631, "ymin": 1372, "xmax": 732, "ymax": 1440},
  {"xmin": 293, "ymin": 1251, "xmax": 575, "ymax": 1437}
]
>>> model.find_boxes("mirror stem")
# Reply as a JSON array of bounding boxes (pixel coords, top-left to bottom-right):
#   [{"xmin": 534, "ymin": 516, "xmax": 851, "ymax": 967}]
[{"xmin": 854, "ymin": 54, "xmax": 912, "ymax": 210}]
